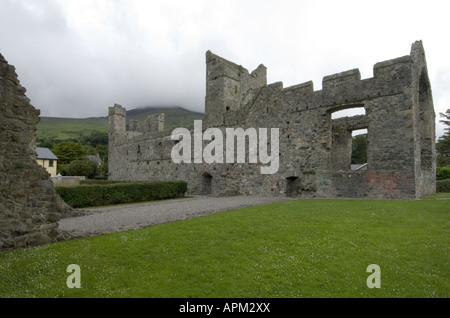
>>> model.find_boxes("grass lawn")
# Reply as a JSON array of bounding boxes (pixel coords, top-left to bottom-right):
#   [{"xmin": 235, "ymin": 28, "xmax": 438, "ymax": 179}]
[
  {"xmin": 37, "ymin": 117, "xmax": 108, "ymax": 141},
  {"xmin": 0, "ymin": 197, "xmax": 448, "ymax": 298}
]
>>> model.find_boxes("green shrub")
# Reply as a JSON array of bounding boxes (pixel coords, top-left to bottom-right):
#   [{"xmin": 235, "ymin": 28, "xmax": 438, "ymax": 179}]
[
  {"xmin": 55, "ymin": 181, "xmax": 187, "ymax": 208},
  {"xmin": 80, "ymin": 180, "xmax": 124, "ymax": 185},
  {"xmin": 64, "ymin": 159, "xmax": 98, "ymax": 178},
  {"xmin": 436, "ymin": 179, "xmax": 450, "ymax": 193},
  {"xmin": 436, "ymin": 166, "xmax": 450, "ymax": 181}
]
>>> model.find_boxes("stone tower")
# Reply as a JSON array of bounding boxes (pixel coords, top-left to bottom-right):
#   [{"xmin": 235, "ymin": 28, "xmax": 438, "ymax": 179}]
[{"xmin": 205, "ymin": 50, "xmax": 267, "ymax": 125}]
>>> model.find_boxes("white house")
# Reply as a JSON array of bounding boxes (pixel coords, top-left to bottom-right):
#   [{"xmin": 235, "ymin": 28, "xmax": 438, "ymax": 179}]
[{"xmin": 36, "ymin": 147, "xmax": 58, "ymax": 177}]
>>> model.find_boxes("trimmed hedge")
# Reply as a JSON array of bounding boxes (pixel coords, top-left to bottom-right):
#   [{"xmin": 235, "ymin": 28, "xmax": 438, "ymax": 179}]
[
  {"xmin": 436, "ymin": 166, "xmax": 450, "ymax": 181},
  {"xmin": 56, "ymin": 181, "xmax": 187, "ymax": 208},
  {"xmin": 436, "ymin": 179, "xmax": 450, "ymax": 193},
  {"xmin": 80, "ymin": 180, "xmax": 125, "ymax": 185}
]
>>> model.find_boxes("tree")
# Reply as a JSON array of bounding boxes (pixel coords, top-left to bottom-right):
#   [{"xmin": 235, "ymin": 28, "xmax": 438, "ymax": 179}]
[
  {"xmin": 440, "ymin": 109, "xmax": 450, "ymax": 132},
  {"xmin": 352, "ymin": 134, "xmax": 367, "ymax": 164},
  {"xmin": 82, "ymin": 130, "xmax": 108, "ymax": 148},
  {"xmin": 96, "ymin": 161, "xmax": 108, "ymax": 179},
  {"xmin": 52, "ymin": 142, "xmax": 88, "ymax": 166},
  {"xmin": 52, "ymin": 142, "xmax": 88, "ymax": 175},
  {"xmin": 64, "ymin": 159, "xmax": 98, "ymax": 179},
  {"xmin": 436, "ymin": 109, "xmax": 450, "ymax": 167}
]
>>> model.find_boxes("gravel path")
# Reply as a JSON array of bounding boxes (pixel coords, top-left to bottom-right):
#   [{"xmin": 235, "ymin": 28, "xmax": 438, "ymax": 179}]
[{"xmin": 57, "ymin": 195, "xmax": 292, "ymax": 238}]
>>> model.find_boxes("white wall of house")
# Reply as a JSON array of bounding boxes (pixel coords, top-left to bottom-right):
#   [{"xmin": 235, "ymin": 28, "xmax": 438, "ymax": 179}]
[{"xmin": 36, "ymin": 158, "xmax": 57, "ymax": 177}]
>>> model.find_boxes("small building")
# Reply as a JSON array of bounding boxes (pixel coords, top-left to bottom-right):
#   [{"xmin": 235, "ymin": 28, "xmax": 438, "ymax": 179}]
[
  {"xmin": 351, "ymin": 163, "xmax": 368, "ymax": 171},
  {"xmin": 87, "ymin": 153, "xmax": 102, "ymax": 166},
  {"xmin": 36, "ymin": 147, "xmax": 58, "ymax": 177}
]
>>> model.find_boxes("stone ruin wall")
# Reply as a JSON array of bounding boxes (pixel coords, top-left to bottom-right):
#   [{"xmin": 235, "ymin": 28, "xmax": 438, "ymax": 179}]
[
  {"xmin": 108, "ymin": 41, "xmax": 436, "ymax": 199},
  {"xmin": 0, "ymin": 53, "xmax": 72, "ymax": 251}
]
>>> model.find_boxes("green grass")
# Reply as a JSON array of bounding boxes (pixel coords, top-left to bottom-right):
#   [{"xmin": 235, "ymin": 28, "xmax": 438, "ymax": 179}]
[
  {"xmin": 424, "ymin": 192, "xmax": 450, "ymax": 199},
  {"xmin": 37, "ymin": 117, "xmax": 108, "ymax": 141},
  {"xmin": 37, "ymin": 107, "xmax": 204, "ymax": 141},
  {"xmin": 0, "ymin": 198, "xmax": 448, "ymax": 298}
]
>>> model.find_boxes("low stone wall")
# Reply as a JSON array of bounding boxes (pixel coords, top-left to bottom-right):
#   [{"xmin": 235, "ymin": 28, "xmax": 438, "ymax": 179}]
[{"xmin": 51, "ymin": 176, "xmax": 86, "ymax": 185}]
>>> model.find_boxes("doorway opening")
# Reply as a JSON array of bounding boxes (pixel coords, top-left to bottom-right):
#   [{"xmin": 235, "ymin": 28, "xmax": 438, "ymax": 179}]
[
  {"xmin": 285, "ymin": 176, "xmax": 300, "ymax": 197},
  {"xmin": 202, "ymin": 173, "xmax": 212, "ymax": 195}
]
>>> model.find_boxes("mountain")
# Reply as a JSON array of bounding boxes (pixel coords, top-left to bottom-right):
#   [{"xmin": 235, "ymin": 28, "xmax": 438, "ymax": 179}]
[
  {"xmin": 125, "ymin": 106, "xmax": 205, "ymax": 129},
  {"xmin": 37, "ymin": 106, "xmax": 205, "ymax": 142}
]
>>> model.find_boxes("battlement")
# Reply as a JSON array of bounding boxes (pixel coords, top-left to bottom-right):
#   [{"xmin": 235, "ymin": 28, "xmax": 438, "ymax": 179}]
[
  {"xmin": 108, "ymin": 103, "xmax": 126, "ymax": 117},
  {"xmin": 205, "ymin": 41, "xmax": 426, "ymax": 121},
  {"xmin": 108, "ymin": 103, "xmax": 164, "ymax": 138},
  {"xmin": 373, "ymin": 55, "xmax": 413, "ymax": 79},
  {"xmin": 284, "ymin": 81, "xmax": 314, "ymax": 93},
  {"xmin": 128, "ymin": 113, "xmax": 164, "ymax": 133},
  {"xmin": 322, "ymin": 68, "xmax": 362, "ymax": 89}
]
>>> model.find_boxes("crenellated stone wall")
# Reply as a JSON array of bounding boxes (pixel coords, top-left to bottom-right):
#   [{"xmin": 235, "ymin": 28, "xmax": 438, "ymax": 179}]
[
  {"xmin": 0, "ymin": 53, "xmax": 73, "ymax": 251},
  {"xmin": 108, "ymin": 41, "xmax": 436, "ymax": 199}
]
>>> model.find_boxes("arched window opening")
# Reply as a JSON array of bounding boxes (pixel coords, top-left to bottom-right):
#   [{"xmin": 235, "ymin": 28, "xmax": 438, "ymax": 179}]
[
  {"xmin": 418, "ymin": 71, "xmax": 433, "ymax": 171},
  {"xmin": 331, "ymin": 106, "xmax": 366, "ymax": 120}
]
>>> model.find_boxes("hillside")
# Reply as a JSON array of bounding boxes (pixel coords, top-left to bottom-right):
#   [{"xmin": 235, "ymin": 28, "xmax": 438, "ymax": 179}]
[{"xmin": 37, "ymin": 106, "xmax": 205, "ymax": 142}]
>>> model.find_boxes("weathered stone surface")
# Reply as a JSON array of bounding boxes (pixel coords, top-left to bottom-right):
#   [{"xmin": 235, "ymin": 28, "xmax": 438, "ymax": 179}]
[
  {"xmin": 108, "ymin": 41, "xmax": 435, "ymax": 199},
  {"xmin": 0, "ymin": 53, "xmax": 73, "ymax": 251}
]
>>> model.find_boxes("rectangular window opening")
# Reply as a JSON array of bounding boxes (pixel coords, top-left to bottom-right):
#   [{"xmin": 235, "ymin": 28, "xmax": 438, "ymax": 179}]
[{"xmin": 351, "ymin": 129, "xmax": 368, "ymax": 171}]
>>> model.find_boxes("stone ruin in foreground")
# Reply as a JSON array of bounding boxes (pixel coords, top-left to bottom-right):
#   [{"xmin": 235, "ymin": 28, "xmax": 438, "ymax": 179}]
[
  {"xmin": 109, "ymin": 41, "xmax": 436, "ymax": 199},
  {"xmin": 0, "ymin": 53, "xmax": 72, "ymax": 251}
]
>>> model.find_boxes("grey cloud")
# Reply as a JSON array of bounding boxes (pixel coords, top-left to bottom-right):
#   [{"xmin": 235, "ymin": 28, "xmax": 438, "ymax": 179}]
[{"xmin": 0, "ymin": 0, "xmax": 448, "ymax": 140}]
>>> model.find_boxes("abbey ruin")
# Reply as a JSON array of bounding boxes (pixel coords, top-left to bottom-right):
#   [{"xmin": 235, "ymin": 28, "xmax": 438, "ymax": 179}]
[{"xmin": 108, "ymin": 41, "xmax": 436, "ymax": 199}]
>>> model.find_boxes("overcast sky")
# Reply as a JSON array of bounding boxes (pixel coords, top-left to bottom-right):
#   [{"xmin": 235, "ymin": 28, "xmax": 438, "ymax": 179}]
[{"xmin": 0, "ymin": 0, "xmax": 449, "ymax": 138}]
